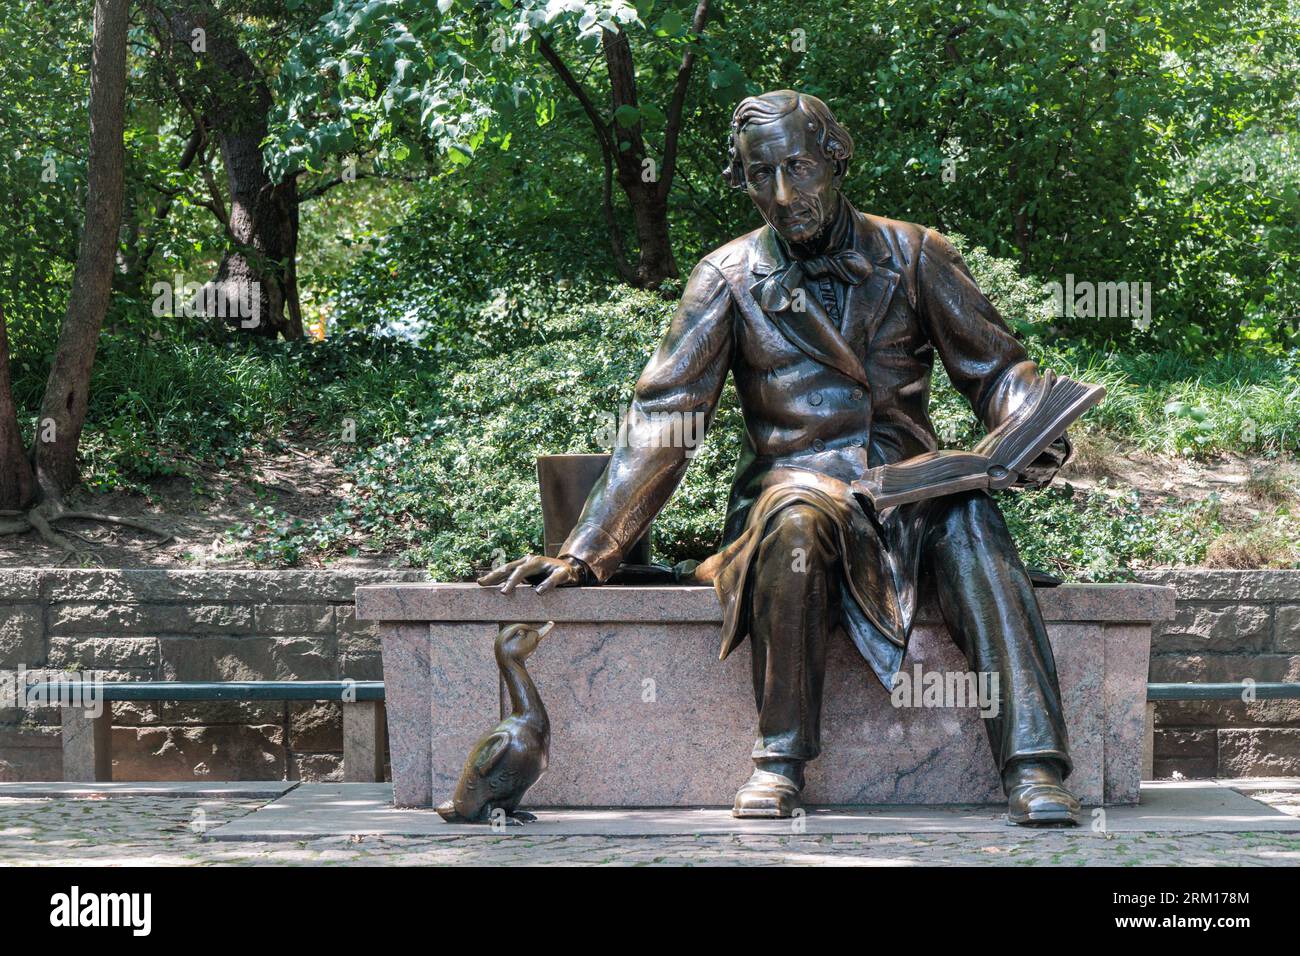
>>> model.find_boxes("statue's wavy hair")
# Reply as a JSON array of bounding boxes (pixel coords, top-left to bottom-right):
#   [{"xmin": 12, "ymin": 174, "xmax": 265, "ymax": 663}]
[{"xmin": 723, "ymin": 90, "xmax": 853, "ymax": 189}]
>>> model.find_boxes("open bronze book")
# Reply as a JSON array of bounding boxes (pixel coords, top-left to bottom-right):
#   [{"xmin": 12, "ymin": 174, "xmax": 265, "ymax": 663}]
[{"xmin": 852, "ymin": 371, "xmax": 1105, "ymax": 511}]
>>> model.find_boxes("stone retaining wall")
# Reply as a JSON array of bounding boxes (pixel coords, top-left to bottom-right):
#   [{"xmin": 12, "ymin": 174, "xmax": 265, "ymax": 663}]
[
  {"xmin": 1136, "ymin": 570, "xmax": 1300, "ymax": 778},
  {"xmin": 1, "ymin": 569, "xmax": 1296, "ymax": 782},
  {"xmin": 0, "ymin": 570, "xmax": 429, "ymax": 781}
]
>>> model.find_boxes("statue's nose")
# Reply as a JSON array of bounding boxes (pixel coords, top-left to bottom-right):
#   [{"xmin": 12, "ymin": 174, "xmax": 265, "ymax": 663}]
[{"xmin": 773, "ymin": 168, "xmax": 794, "ymax": 206}]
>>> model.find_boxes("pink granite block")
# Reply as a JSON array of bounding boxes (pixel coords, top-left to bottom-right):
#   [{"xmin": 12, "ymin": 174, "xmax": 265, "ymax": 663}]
[
  {"xmin": 525, "ymin": 623, "xmax": 752, "ymax": 806},
  {"xmin": 427, "ymin": 623, "xmax": 500, "ymax": 806},
  {"xmin": 378, "ymin": 624, "xmax": 431, "ymax": 807},
  {"xmin": 361, "ymin": 584, "xmax": 1173, "ymax": 808},
  {"xmin": 1104, "ymin": 623, "xmax": 1156, "ymax": 803}
]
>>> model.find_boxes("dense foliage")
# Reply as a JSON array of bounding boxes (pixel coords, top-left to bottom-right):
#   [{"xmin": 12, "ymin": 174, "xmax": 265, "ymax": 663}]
[{"xmin": 0, "ymin": 0, "xmax": 1296, "ymax": 572}]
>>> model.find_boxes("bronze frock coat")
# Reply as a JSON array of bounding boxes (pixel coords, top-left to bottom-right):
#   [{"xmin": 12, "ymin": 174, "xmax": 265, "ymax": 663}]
[{"xmin": 558, "ymin": 199, "xmax": 1049, "ymax": 688}]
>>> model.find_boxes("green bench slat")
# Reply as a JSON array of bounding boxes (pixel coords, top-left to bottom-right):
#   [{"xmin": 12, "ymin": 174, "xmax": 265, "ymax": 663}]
[
  {"xmin": 1147, "ymin": 682, "xmax": 1300, "ymax": 701},
  {"xmin": 31, "ymin": 681, "xmax": 384, "ymax": 702}
]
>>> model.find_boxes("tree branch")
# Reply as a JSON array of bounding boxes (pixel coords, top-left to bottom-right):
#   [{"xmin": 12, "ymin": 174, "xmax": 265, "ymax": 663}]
[{"xmin": 658, "ymin": 0, "xmax": 710, "ymax": 203}]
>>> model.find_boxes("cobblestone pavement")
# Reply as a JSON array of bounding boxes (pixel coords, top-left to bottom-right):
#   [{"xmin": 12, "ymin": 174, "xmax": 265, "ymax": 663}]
[{"xmin": 0, "ymin": 791, "xmax": 1298, "ymax": 865}]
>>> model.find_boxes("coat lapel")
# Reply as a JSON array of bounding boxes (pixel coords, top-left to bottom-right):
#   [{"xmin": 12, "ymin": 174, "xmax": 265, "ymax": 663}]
[
  {"xmin": 747, "ymin": 226, "xmax": 871, "ymax": 390},
  {"xmin": 843, "ymin": 209, "xmax": 901, "ymax": 351}
]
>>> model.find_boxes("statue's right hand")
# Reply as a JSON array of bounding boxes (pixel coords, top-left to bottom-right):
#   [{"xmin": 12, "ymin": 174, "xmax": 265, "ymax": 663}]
[{"xmin": 477, "ymin": 555, "xmax": 581, "ymax": 595}]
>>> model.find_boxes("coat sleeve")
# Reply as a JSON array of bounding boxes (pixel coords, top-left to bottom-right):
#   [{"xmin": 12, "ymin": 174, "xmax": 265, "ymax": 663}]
[
  {"xmin": 558, "ymin": 259, "xmax": 734, "ymax": 582},
  {"xmin": 915, "ymin": 227, "xmax": 1045, "ymax": 431}
]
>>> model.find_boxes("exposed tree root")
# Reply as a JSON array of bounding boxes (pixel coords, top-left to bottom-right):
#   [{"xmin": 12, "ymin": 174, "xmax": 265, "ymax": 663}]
[{"xmin": 0, "ymin": 502, "xmax": 173, "ymax": 561}]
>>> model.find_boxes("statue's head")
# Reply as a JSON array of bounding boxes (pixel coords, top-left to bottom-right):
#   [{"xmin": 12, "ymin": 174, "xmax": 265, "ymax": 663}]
[{"xmin": 724, "ymin": 90, "xmax": 854, "ymax": 245}]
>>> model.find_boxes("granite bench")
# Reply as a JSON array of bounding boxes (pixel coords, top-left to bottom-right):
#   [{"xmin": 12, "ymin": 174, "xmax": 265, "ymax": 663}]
[
  {"xmin": 35, "ymin": 680, "xmax": 386, "ymax": 784},
  {"xmin": 355, "ymin": 583, "xmax": 1175, "ymax": 808}
]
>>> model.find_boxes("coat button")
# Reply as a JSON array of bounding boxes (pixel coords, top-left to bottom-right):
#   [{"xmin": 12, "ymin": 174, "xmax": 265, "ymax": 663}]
[
  {"xmin": 809, "ymin": 392, "xmax": 823, "ymax": 406},
  {"xmin": 851, "ymin": 388, "xmax": 864, "ymax": 401},
  {"xmin": 812, "ymin": 439, "xmax": 826, "ymax": 452}
]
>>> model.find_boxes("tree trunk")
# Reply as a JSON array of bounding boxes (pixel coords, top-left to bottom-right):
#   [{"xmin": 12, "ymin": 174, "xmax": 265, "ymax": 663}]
[
  {"xmin": 0, "ymin": 306, "xmax": 36, "ymax": 510},
  {"xmin": 602, "ymin": 28, "xmax": 679, "ymax": 288},
  {"xmin": 33, "ymin": 0, "xmax": 129, "ymax": 497},
  {"xmin": 158, "ymin": 3, "xmax": 302, "ymax": 338}
]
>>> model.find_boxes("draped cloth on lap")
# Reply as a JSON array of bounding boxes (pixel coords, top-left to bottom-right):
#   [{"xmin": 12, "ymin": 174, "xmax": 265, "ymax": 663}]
[{"xmin": 687, "ymin": 466, "xmax": 928, "ymax": 689}]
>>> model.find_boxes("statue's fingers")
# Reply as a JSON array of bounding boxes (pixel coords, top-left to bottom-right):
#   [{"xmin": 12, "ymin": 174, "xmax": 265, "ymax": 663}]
[
  {"xmin": 534, "ymin": 565, "xmax": 570, "ymax": 595},
  {"xmin": 477, "ymin": 559, "xmax": 520, "ymax": 586},
  {"xmin": 499, "ymin": 560, "xmax": 536, "ymax": 594}
]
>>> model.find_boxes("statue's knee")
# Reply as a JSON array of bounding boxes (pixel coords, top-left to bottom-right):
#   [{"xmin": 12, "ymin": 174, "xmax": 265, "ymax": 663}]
[{"xmin": 770, "ymin": 502, "xmax": 827, "ymax": 540}]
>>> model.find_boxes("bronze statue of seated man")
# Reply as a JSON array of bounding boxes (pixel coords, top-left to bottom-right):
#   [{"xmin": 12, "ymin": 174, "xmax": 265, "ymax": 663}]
[{"xmin": 481, "ymin": 89, "xmax": 1080, "ymax": 827}]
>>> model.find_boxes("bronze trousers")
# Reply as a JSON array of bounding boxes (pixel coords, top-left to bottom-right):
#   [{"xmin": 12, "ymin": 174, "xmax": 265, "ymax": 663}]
[{"xmin": 747, "ymin": 490, "xmax": 1072, "ymax": 778}]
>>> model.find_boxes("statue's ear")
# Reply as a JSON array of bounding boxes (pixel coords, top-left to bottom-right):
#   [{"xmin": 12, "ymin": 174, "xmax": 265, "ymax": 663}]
[{"xmin": 833, "ymin": 157, "xmax": 849, "ymax": 183}]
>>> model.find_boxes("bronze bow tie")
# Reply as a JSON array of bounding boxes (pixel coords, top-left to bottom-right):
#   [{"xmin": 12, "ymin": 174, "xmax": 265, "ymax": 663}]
[
  {"xmin": 798, "ymin": 249, "xmax": 873, "ymax": 285},
  {"xmin": 754, "ymin": 250, "xmax": 873, "ymax": 312}
]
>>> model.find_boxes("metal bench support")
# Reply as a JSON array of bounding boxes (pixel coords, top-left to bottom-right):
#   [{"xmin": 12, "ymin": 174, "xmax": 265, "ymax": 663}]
[
  {"xmin": 62, "ymin": 705, "xmax": 112, "ymax": 783},
  {"xmin": 342, "ymin": 700, "xmax": 386, "ymax": 783}
]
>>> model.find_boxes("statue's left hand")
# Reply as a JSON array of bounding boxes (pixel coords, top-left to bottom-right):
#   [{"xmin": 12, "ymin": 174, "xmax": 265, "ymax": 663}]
[
  {"xmin": 477, "ymin": 554, "xmax": 584, "ymax": 595},
  {"xmin": 1016, "ymin": 435, "xmax": 1072, "ymax": 490}
]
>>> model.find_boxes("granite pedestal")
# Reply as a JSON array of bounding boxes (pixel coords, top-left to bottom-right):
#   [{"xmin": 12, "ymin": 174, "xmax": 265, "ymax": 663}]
[{"xmin": 355, "ymin": 583, "xmax": 1175, "ymax": 809}]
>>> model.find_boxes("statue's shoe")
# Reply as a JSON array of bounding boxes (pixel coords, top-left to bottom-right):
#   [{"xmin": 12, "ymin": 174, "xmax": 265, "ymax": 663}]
[
  {"xmin": 1004, "ymin": 760, "xmax": 1081, "ymax": 827},
  {"xmin": 732, "ymin": 768, "xmax": 803, "ymax": 819}
]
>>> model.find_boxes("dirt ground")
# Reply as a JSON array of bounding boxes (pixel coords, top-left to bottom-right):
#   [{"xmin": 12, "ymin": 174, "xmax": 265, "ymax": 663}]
[
  {"xmin": 0, "ymin": 443, "xmax": 392, "ymax": 570},
  {"xmin": 0, "ymin": 439, "xmax": 1293, "ymax": 570}
]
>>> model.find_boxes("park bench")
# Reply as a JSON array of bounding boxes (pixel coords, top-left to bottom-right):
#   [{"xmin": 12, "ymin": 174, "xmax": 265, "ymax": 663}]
[
  {"xmin": 1143, "ymin": 682, "xmax": 1300, "ymax": 779},
  {"xmin": 35, "ymin": 680, "xmax": 386, "ymax": 784}
]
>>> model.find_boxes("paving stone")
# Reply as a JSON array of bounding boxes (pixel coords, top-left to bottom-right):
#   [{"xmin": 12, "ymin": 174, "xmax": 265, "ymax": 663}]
[{"xmin": 0, "ymin": 782, "xmax": 1295, "ymax": 867}]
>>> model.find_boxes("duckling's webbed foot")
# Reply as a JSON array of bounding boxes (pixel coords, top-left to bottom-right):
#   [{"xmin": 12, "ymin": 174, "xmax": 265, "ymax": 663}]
[{"xmin": 510, "ymin": 810, "xmax": 537, "ymax": 823}]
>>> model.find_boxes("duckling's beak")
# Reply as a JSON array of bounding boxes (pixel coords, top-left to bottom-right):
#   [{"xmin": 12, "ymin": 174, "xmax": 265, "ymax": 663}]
[{"xmin": 534, "ymin": 621, "xmax": 555, "ymax": 641}]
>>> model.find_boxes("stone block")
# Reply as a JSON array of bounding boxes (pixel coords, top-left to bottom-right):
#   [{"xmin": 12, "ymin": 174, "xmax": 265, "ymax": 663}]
[
  {"xmin": 292, "ymin": 752, "xmax": 343, "ymax": 782},
  {"xmin": 1276, "ymin": 606, "xmax": 1300, "ymax": 653},
  {"xmin": 62, "ymin": 706, "xmax": 111, "ymax": 781},
  {"xmin": 47, "ymin": 636, "xmax": 159, "ymax": 670},
  {"xmin": 0, "ymin": 570, "xmax": 42, "ymax": 601},
  {"xmin": 342, "ymin": 700, "xmax": 385, "ymax": 783},
  {"xmin": 158, "ymin": 635, "xmax": 336, "ymax": 683},
  {"xmin": 1218, "ymin": 728, "xmax": 1300, "ymax": 777},
  {"xmin": 1104, "ymin": 623, "xmax": 1154, "ymax": 803},
  {"xmin": 1136, "ymin": 569, "xmax": 1300, "ymax": 603},
  {"xmin": 1154, "ymin": 727, "xmax": 1217, "ymax": 761},
  {"xmin": 40, "ymin": 569, "xmax": 430, "ymax": 604},
  {"xmin": 359, "ymin": 583, "xmax": 1171, "ymax": 808},
  {"xmin": 254, "ymin": 604, "xmax": 334, "ymax": 634},
  {"xmin": 48, "ymin": 602, "xmax": 253, "ymax": 635},
  {"xmin": 1152, "ymin": 603, "xmax": 1271, "ymax": 654},
  {"xmin": 110, "ymin": 724, "xmax": 286, "ymax": 780},
  {"xmin": 0, "ymin": 726, "xmax": 61, "ymax": 781},
  {"xmin": 289, "ymin": 701, "xmax": 342, "ymax": 753},
  {"xmin": 0, "ymin": 606, "xmax": 43, "ymax": 669}
]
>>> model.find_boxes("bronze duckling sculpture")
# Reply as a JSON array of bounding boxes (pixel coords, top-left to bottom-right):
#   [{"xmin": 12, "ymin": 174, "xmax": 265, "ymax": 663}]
[{"xmin": 436, "ymin": 621, "xmax": 553, "ymax": 824}]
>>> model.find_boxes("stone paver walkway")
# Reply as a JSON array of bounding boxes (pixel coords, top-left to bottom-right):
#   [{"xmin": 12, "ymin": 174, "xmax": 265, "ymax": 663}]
[{"xmin": 1, "ymin": 791, "xmax": 1298, "ymax": 865}]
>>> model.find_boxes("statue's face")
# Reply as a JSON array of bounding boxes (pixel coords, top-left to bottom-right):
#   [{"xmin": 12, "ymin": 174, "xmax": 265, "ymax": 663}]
[{"xmin": 738, "ymin": 108, "xmax": 839, "ymax": 245}]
